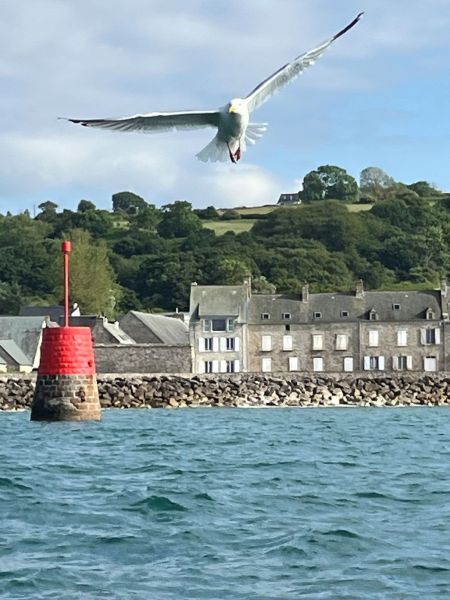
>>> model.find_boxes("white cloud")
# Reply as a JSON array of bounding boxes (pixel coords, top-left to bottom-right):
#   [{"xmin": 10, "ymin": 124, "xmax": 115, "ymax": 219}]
[{"xmin": 1, "ymin": 0, "xmax": 450, "ymax": 210}]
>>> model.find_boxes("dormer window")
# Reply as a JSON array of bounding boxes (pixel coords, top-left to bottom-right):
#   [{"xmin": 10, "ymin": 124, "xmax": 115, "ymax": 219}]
[
  {"xmin": 314, "ymin": 312, "xmax": 322, "ymax": 319},
  {"xmin": 341, "ymin": 311, "xmax": 349, "ymax": 318},
  {"xmin": 369, "ymin": 309, "xmax": 379, "ymax": 321},
  {"xmin": 261, "ymin": 313, "xmax": 270, "ymax": 320},
  {"xmin": 393, "ymin": 303, "xmax": 401, "ymax": 311},
  {"xmin": 425, "ymin": 308, "xmax": 434, "ymax": 320},
  {"xmin": 282, "ymin": 313, "xmax": 291, "ymax": 320}
]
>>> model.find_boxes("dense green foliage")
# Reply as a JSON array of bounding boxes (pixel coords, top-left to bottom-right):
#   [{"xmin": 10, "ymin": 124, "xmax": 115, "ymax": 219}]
[{"xmin": 0, "ymin": 166, "xmax": 449, "ymax": 315}]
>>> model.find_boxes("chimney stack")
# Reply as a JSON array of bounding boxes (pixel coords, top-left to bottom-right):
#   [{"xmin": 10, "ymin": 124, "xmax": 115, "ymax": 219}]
[
  {"xmin": 302, "ymin": 283, "xmax": 309, "ymax": 303},
  {"xmin": 441, "ymin": 278, "xmax": 448, "ymax": 298},
  {"xmin": 355, "ymin": 279, "xmax": 364, "ymax": 299}
]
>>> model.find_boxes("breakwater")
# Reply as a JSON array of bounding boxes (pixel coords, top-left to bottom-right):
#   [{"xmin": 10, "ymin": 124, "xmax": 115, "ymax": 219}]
[{"xmin": 1, "ymin": 373, "xmax": 450, "ymax": 410}]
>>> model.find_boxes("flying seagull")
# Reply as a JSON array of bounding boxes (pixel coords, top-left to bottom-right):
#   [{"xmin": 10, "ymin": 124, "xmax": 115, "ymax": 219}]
[{"xmin": 64, "ymin": 13, "xmax": 363, "ymax": 164}]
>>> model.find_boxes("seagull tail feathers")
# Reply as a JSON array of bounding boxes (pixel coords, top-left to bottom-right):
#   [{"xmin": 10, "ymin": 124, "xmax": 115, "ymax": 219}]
[{"xmin": 196, "ymin": 134, "xmax": 230, "ymax": 163}]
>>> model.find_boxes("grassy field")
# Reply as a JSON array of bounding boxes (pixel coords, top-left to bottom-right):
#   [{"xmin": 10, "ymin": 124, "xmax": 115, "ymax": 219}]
[
  {"xmin": 222, "ymin": 202, "xmax": 373, "ymax": 216},
  {"xmin": 203, "ymin": 219, "xmax": 257, "ymax": 235}
]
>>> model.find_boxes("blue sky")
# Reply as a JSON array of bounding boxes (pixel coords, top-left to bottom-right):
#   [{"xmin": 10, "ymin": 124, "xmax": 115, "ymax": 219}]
[{"xmin": 0, "ymin": 0, "xmax": 449, "ymax": 213}]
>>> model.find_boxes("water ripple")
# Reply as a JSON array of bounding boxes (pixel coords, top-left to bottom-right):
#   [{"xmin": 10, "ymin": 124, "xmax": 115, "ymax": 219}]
[{"xmin": 1, "ymin": 408, "xmax": 450, "ymax": 598}]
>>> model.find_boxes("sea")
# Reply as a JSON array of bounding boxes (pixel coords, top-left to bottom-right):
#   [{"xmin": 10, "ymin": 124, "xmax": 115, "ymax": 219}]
[{"xmin": 1, "ymin": 408, "xmax": 450, "ymax": 599}]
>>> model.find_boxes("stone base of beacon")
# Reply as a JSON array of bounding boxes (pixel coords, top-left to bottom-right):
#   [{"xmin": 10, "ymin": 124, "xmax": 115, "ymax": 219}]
[{"xmin": 31, "ymin": 327, "xmax": 101, "ymax": 422}]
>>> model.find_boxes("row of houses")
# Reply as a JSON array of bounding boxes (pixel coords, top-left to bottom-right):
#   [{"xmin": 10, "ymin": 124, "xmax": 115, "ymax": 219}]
[{"xmin": 1, "ymin": 279, "xmax": 450, "ymax": 374}]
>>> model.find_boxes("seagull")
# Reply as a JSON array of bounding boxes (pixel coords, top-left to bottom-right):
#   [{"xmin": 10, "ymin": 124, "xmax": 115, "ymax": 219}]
[{"xmin": 63, "ymin": 13, "xmax": 363, "ymax": 164}]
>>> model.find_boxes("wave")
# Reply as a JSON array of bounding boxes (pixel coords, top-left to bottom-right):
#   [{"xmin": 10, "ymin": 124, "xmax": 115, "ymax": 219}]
[{"xmin": 126, "ymin": 495, "xmax": 188, "ymax": 514}]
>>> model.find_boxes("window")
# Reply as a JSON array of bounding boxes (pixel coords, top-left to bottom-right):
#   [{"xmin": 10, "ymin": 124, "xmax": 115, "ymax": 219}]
[
  {"xmin": 262, "ymin": 357, "xmax": 272, "ymax": 372},
  {"xmin": 397, "ymin": 330, "xmax": 408, "ymax": 347},
  {"xmin": 261, "ymin": 313, "xmax": 270, "ymax": 320},
  {"xmin": 426, "ymin": 309, "xmax": 434, "ymax": 320},
  {"xmin": 204, "ymin": 361, "xmax": 213, "ymax": 373},
  {"xmin": 343, "ymin": 357, "xmax": 354, "ymax": 372},
  {"xmin": 312, "ymin": 334, "xmax": 323, "ymax": 350},
  {"xmin": 226, "ymin": 360, "xmax": 235, "ymax": 373},
  {"xmin": 393, "ymin": 303, "xmax": 401, "ymax": 311},
  {"xmin": 262, "ymin": 335, "xmax": 272, "ymax": 351},
  {"xmin": 314, "ymin": 312, "xmax": 322, "ymax": 319},
  {"xmin": 288, "ymin": 357, "xmax": 299, "ymax": 371},
  {"xmin": 421, "ymin": 328, "xmax": 440, "ymax": 344},
  {"xmin": 368, "ymin": 330, "xmax": 379, "ymax": 347},
  {"xmin": 313, "ymin": 357, "xmax": 324, "ymax": 372},
  {"xmin": 226, "ymin": 338, "xmax": 235, "ymax": 351},
  {"xmin": 212, "ymin": 318, "xmax": 226, "ymax": 331},
  {"xmin": 424, "ymin": 356, "xmax": 437, "ymax": 372},
  {"xmin": 393, "ymin": 355, "xmax": 412, "ymax": 371},
  {"xmin": 363, "ymin": 356, "xmax": 385, "ymax": 371},
  {"xmin": 285, "ymin": 324, "xmax": 291, "ymax": 332},
  {"xmin": 282, "ymin": 313, "xmax": 291, "ymax": 320},
  {"xmin": 282, "ymin": 335, "xmax": 293, "ymax": 351},
  {"xmin": 203, "ymin": 318, "xmax": 235, "ymax": 332},
  {"xmin": 341, "ymin": 311, "xmax": 349, "ymax": 318},
  {"xmin": 204, "ymin": 337, "xmax": 213, "ymax": 351},
  {"xmin": 369, "ymin": 310, "xmax": 378, "ymax": 321},
  {"xmin": 335, "ymin": 334, "xmax": 348, "ymax": 351}
]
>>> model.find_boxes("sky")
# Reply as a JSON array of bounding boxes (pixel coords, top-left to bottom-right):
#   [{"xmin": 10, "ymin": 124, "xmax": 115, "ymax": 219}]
[{"xmin": 0, "ymin": 0, "xmax": 449, "ymax": 214}]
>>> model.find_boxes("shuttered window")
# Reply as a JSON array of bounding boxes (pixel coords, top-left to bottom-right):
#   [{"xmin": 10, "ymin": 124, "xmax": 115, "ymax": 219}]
[
  {"xmin": 397, "ymin": 330, "xmax": 408, "ymax": 347},
  {"xmin": 283, "ymin": 335, "xmax": 293, "ymax": 351},
  {"xmin": 336, "ymin": 334, "xmax": 348, "ymax": 350},
  {"xmin": 368, "ymin": 330, "xmax": 379, "ymax": 347},
  {"xmin": 262, "ymin": 335, "xmax": 272, "ymax": 351},
  {"xmin": 288, "ymin": 357, "xmax": 299, "ymax": 371},
  {"xmin": 313, "ymin": 357, "xmax": 324, "ymax": 372},
  {"xmin": 312, "ymin": 334, "xmax": 323, "ymax": 350},
  {"xmin": 262, "ymin": 358, "xmax": 272, "ymax": 372}
]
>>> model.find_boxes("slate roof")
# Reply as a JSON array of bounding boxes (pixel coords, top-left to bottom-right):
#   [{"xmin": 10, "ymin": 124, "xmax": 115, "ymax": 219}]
[
  {"xmin": 20, "ymin": 305, "xmax": 64, "ymax": 322},
  {"xmin": 248, "ymin": 290, "xmax": 443, "ymax": 324},
  {"xmin": 102, "ymin": 321, "xmax": 135, "ymax": 344},
  {"xmin": 0, "ymin": 316, "xmax": 45, "ymax": 362},
  {"xmin": 0, "ymin": 339, "xmax": 31, "ymax": 366},
  {"xmin": 190, "ymin": 284, "xmax": 249, "ymax": 321},
  {"xmin": 129, "ymin": 312, "xmax": 189, "ymax": 345}
]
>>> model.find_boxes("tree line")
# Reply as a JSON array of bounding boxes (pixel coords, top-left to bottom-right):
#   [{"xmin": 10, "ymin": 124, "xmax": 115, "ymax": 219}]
[{"xmin": 0, "ymin": 165, "xmax": 449, "ymax": 316}]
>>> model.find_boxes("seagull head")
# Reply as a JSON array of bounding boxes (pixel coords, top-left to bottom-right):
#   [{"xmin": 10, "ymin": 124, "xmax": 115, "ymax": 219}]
[{"xmin": 228, "ymin": 98, "xmax": 246, "ymax": 115}]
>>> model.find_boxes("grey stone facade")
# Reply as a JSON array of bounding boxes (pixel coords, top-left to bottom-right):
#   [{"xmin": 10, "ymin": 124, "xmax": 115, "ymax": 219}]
[
  {"xmin": 190, "ymin": 279, "xmax": 450, "ymax": 375},
  {"xmin": 94, "ymin": 344, "xmax": 192, "ymax": 374}
]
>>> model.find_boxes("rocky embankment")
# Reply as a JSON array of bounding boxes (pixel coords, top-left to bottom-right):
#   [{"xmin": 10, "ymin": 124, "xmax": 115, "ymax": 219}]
[{"xmin": 1, "ymin": 374, "xmax": 450, "ymax": 410}]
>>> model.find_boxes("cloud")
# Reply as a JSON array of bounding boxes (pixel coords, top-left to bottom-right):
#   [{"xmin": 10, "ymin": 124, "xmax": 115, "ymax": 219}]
[{"xmin": 1, "ymin": 0, "xmax": 450, "ymax": 211}]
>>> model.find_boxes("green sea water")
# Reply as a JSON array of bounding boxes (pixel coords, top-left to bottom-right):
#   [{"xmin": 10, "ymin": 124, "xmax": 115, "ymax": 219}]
[{"xmin": 1, "ymin": 408, "xmax": 450, "ymax": 599}]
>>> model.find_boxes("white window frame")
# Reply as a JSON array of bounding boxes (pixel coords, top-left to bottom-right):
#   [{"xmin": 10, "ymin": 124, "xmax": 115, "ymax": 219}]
[
  {"xmin": 312, "ymin": 334, "xmax": 323, "ymax": 351},
  {"xmin": 335, "ymin": 334, "xmax": 348, "ymax": 351},
  {"xmin": 282, "ymin": 335, "xmax": 293, "ymax": 351},
  {"xmin": 262, "ymin": 335, "xmax": 272, "ymax": 352},
  {"xmin": 313, "ymin": 357, "xmax": 324, "ymax": 372},
  {"xmin": 397, "ymin": 330, "xmax": 408, "ymax": 347},
  {"xmin": 343, "ymin": 357, "xmax": 353, "ymax": 372},
  {"xmin": 424, "ymin": 356, "xmax": 437, "ymax": 372},
  {"xmin": 368, "ymin": 330, "xmax": 379, "ymax": 347},
  {"xmin": 288, "ymin": 357, "xmax": 299, "ymax": 371},
  {"xmin": 261, "ymin": 357, "xmax": 272, "ymax": 372}
]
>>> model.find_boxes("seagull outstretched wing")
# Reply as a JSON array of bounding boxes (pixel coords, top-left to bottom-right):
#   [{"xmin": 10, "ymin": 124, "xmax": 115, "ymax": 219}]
[
  {"xmin": 61, "ymin": 110, "xmax": 220, "ymax": 133},
  {"xmin": 245, "ymin": 12, "xmax": 363, "ymax": 113}
]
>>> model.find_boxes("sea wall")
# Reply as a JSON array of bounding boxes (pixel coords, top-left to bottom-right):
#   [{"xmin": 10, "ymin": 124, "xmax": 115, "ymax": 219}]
[{"xmin": 1, "ymin": 373, "xmax": 450, "ymax": 410}]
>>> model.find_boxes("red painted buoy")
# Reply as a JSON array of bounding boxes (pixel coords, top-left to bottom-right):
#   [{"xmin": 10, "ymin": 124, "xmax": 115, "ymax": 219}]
[{"xmin": 30, "ymin": 241, "xmax": 101, "ymax": 421}]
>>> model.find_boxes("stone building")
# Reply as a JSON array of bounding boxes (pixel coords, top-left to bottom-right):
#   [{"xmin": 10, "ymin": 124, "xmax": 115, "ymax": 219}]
[
  {"xmin": 0, "ymin": 316, "xmax": 47, "ymax": 372},
  {"xmin": 189, "ymin": 279, "xmax": 448, "ymax": 374},
  {"xmin": 189, "ymin": 280, "xmax": 251, "ymax": 374}
]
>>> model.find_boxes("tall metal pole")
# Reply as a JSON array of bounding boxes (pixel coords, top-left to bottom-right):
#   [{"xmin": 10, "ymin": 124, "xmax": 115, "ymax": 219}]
[{"xmin": 61, "ymin": 241, "xmax": 72, "ymax": 327}]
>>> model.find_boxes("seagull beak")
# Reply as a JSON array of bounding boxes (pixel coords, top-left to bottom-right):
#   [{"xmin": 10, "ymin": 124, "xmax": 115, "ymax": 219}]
[{"xmin": 229, "ymin": 106, "xmax": 237, "ymax": 113}]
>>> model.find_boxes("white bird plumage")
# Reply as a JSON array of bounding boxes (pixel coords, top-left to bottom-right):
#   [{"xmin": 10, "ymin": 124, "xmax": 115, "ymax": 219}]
[{"xmin": 63, "ymin": 13, "xmax": 363, "ymax": 163}]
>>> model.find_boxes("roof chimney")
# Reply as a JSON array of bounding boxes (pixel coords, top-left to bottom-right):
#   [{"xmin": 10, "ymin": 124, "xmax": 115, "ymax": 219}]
[
  {"xmin": 441, "ymin": 278, "xmax": 448, "ymax": 298},
  {"xmin": 302, "ymin": 283, "xmax": 309, "ymax": 303},
  {"xmin": 355, "ymin": 279, "xmax": 364, "ymax": 299}
]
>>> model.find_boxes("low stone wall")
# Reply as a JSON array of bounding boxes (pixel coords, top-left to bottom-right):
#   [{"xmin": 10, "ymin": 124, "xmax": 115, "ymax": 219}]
[{"xmin": 2, "ymin": 374, "xmax": 450, "ymax": 410}]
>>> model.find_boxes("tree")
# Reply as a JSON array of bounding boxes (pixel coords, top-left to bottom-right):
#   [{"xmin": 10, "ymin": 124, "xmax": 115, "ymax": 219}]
[
  {"xmin": 407, "ymin": 181, "xmax": 441, "ymax": 197},
  {"xmin": 302, "ymin": 165, "xmax": 359, "ymax": 203},
  {"xmin": 359, "ymin": 167, "xmax": 395, "ymax": 202},
  {"xmin": 157, "ymin": 201, "xmax": 202, "ymax": 238},
  {"xmin": 112, "ymin": 191, "xmax": 148, "ymax": 216},
  {"xmin": 216, "ymin": 257, "xmax": 251, "ymax": 284},
  {"xmin": 77, "ymin": 199, "xmax": 96, "ymax": 212},
  {"xmin": 68, "ymin": 229, "xmax": 120, "ymax": 317},
  {"xmin": 194, "ymin": 206, "xmax": 220, "ymax": 220},
  {"xmin": 0, "ymin": 281, "xmax": 22, "ymax": 314}
]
